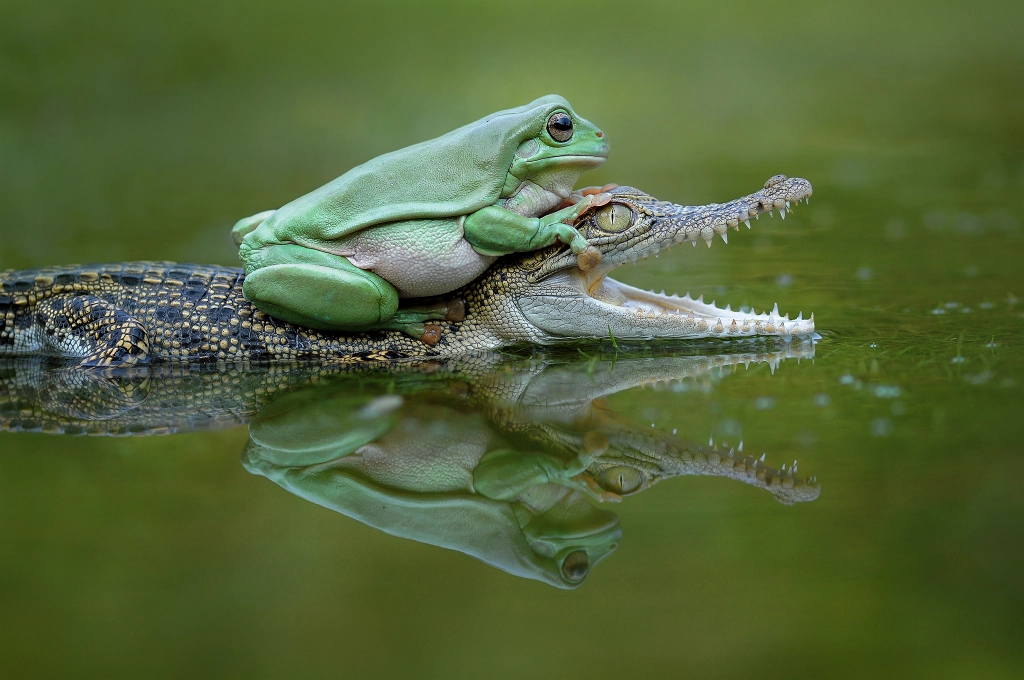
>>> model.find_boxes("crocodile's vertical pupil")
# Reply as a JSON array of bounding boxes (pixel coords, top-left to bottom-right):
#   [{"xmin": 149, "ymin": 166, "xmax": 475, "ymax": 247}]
[
  {"xmin": 546, "ymin": 112, "xmax": 573, "ymax": 142},
  {"xmin": 595, "ymin": 204, "xmax": 633, "ymax": 232}
]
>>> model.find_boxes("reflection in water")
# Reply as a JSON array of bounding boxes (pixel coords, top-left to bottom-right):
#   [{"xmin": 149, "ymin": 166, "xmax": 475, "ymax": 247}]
[{"xmin": 1, "ymin": 343, "xmax": 820, "ymax": 588}]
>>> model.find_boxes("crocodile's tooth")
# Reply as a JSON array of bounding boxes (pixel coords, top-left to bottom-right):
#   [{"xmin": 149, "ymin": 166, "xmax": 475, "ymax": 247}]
[
  {"xmin": 682, "ymin": 292, "xmax": 691, "ymax": 301},
  {"xmin": 772, "ymin": 303, "xmax": 780, "ymax": 317},
  {"xmin": 759, "ymin": 453, "xmax": 766, "ymax": 462},
  {"xmin": 738, "ymin": 440, "xmax": 744, "ymax": 452},
  {"xmin": 697, "ymin": 294, "xmax": 704, "ymax": 304},
  {"xmin": 725, "ymin": 304, "xmax": 732, "ymax": 312},
  {"xmin": 709, "ymin": 435, "xmax": 714, "ymax": 446},
  {"xmin": 769, "ymin": 210, "xmax": 774, "ymax": 217},
  {"xmin": 720, "ymin": 232, "xmax": 728, "ymax": 244},
  {"xmin": 780, "ymin": 209, "xmax": 786, "ymax": 220},
  {"xmin": 703, "ymin": 235, "xmax": 713, "ymax": 247},
  {"xmin": 797, "ymin": 312, "xmax": 803, "ymax": 321},
  {"xmin": 744, "ymin": 219, "xmax": 751, "ymax": 229},
  {"xmin": 805, "ymin": 197, "xmax": 810, "ymax": 204},
  {"xmin": 786, "ymin": 201, "xmax": 791, "ymax": 210},
  {"xmin": 692, "ymin": 240, "xmax": 697, "ymax": 247},
  {"xmin": 754, "ymin": 213, "xmax": 760, "ymax": 220}
]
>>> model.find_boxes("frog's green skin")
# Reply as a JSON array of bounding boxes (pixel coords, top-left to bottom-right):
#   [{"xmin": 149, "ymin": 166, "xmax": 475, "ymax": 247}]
[
  {"xmin": 0, "ymin": 178, "xmax": 816, "ymax": 368},
  {"xmin": 233, "ymin": 95, "xmax": 609, "ymax": 335},
  {"xmin": 1, "ymin": 350, "xmax": 821, "ymax": 588}
]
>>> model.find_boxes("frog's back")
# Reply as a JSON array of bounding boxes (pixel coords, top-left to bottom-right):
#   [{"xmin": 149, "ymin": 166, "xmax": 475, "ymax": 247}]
[{"xmin": 246, "ymin": 96, "xmax": 572, "ymax": 248}]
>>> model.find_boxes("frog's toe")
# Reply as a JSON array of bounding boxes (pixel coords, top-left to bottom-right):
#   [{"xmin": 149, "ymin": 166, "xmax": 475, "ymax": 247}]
[
  {"xmin": 415, "ymin": 323, "xmax": 444, "ymax": 346},
  {"xmin": 390, "ymin": 321, "xmax": 444, "ymax": 345},
  {"xmin": 420, "ymin": 323, "xmax": 443, "ymax": 346},
  {"xmin": 445, "ymin": 298, "xmax": 466, "ymax": 323}
]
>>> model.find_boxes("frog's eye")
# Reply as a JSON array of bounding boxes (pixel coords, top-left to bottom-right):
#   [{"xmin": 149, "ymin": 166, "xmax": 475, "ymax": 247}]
[
  {"xmin": 546, "ymin": 112, "xmax": 574, "ymax": 142},
  {"xmin": 561, "ymin": 550, "xmax": 589, "ymax": 582},
  {"xmin": 601, "ymin": 465, "xmax": 644, "ymax": 494},
  {"xmin": 595, "ymin": 203, "xmax": 634, "ymax": 232}
]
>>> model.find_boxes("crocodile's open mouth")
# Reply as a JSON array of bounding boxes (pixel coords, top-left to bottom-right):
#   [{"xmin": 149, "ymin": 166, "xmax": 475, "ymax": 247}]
[{"xmin": 518, "ymin": 178, "xmax": 819, "ymax": 342}]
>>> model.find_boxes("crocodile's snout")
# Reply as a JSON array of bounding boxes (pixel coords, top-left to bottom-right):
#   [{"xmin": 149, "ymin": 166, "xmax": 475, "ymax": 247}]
[{"xmin": 516, "ymin": 176, "xmax": 818, "ymax": 343}]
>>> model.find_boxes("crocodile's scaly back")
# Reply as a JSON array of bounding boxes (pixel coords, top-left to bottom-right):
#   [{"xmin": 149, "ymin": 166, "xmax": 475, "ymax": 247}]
[{"xmin": 0, "ymin": 262, "xmax": 435, "ymax": 365}]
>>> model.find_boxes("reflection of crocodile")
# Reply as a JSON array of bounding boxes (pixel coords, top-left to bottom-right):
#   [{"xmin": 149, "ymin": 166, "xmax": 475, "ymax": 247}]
[
  {"xmin": 1, "ymin": 178, "xmax": 814, "ymax": 367},
  {"xmin": 1, "ymin": 348, "xmax": 819, "ymax": 588}
]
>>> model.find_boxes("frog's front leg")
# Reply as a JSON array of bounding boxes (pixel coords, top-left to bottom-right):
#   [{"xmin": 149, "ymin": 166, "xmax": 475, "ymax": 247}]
[
  {"xmin": 239, "ymin": 244, "xmax": 460, "ymax": 343},
  {"xmin": 472, "ymin": 431, "xmax": 612, "ymax": 502},
  {"xmin": 463, "ymin": 196, "xmax": 607, "ymax": 271}
]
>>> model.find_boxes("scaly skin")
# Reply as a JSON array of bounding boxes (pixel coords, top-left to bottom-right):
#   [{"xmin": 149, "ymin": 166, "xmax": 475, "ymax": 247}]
[{"xmin": 0, "ymin": 177, "xmax": 815, "ymax": 367}]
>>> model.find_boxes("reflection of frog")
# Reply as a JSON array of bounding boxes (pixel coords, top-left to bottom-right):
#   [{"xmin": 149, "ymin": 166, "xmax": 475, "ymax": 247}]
[
  {"xmin": 240, "ymin": 352, "xmax": 821, "ymax": 588},
  {"xmin": 231, "ymin": 95, "xmax": 609, "ymax": 343},
  {"xmin": 241, "ymin": 388, "xmax": 621, "ymax": 589}
]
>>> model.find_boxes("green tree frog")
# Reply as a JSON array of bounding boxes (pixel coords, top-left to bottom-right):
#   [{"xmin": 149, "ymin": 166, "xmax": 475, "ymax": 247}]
[{"xmin": 231, "ymin": 95, "xmax": 609, "ymax": 342}]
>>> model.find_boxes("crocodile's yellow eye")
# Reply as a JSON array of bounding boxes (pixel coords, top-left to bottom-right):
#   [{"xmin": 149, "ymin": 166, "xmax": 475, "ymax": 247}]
[
  {"xmin": 601, "ymin": 465, "xmax": 643, "ymax": 494},
  {"xmin": 546, "ymin": 111, "xmax": 573, "ymax": 142},
  {"xmin": 561, "ymin": 550, "xmax": 589, "ymax": 582},
  {"xmin": 595, "ymin": 204, "xmax": 633, "ymax": 232}
]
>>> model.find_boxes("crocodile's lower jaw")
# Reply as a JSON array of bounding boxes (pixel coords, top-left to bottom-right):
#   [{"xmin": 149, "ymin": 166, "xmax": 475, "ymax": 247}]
[{"xmin": 518, "ymin": 269, "xmax": 817, "ymax": 341}]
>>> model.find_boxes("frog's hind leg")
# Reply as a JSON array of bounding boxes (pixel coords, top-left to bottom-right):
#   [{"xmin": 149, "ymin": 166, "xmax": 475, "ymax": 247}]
[
  {"xmin": 38, "ymin": 295, "xmax": 151, "ymax": 368},
  {"xmin": 242, "ymin": 246, "xmax": 400, "ymax": 331},
  {"xmin": 241, "ymin": 244, "xmax": 458, "ymax": 344}
]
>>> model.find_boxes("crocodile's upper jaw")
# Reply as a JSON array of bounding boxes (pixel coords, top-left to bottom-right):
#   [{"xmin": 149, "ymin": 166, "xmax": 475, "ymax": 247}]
[{"xmin": 516, "ymin": 179, "xmax": 818, "ymax": 342}]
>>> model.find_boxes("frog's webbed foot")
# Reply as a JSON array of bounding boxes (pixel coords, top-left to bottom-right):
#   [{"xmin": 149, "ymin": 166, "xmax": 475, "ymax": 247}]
[{"xmin": 388, "ymin": 298, "xmax": 466, "ymax": 345}]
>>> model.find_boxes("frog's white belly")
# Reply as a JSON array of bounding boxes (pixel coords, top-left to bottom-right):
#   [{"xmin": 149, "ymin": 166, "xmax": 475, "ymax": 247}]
[{"xmin": 338, "ymin": 217, "xmax": 496, "ymax": 298}]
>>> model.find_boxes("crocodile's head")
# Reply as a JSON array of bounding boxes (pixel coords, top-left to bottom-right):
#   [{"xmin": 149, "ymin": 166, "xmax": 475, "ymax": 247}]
[{"xmin": 456, "ymin": 177, "xmax": 816, "ymax": 349}]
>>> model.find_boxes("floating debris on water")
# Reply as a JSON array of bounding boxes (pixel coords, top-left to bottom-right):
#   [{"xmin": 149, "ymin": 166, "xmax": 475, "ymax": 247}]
[
  {"xmin": 871, "ymin": 418, "xmax": 893, "ymax": 437},
  {"xmin": 873, "ymin": 385, "xmax": 902, "ymax": 398}
]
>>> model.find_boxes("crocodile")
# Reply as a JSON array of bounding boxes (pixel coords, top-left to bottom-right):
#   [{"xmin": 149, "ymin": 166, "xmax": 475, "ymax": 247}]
[
  {"xmin": 1, "ymin": 349, "xmax": 821, "ymax": 587},
  {"xmin": 0, "ymin": 177, "xmax": 815, "ymax": 367}
]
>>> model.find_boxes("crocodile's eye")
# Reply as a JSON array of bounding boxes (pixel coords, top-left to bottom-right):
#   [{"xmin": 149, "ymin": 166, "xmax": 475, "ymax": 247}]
[
  {"xmin": 561, "ymin": 550, "xmax": 589, "ymax": 582},
  {"xmin": 546, "ymin": 112, "xmax": 573, "ymax": 142},
  {"xmin": 595, "ymin": 204, "xmax": 633, "ymax": 232},
  {"xmin": 601, "ymin": 465, "xmax": 644, "ymax": 494}
]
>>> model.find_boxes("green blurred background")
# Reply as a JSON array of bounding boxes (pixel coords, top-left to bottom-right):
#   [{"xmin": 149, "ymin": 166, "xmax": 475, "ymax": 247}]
[{"xmin": 2, "ymin": 0, "xmax": 1023, "ymax": 678}]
